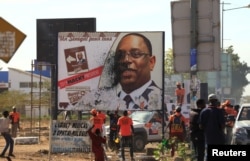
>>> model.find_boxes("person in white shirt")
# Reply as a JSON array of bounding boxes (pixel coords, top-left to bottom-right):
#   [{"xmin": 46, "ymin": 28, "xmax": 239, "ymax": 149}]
[{"xmin": 0, "ymin": 111, "xmax": 15, "ymax": 158}]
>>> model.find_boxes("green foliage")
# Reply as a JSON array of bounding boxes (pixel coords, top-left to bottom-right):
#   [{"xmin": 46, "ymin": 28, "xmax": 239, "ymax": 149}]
[
  {"xmin": 165, "ymin": 48, "xmax": 174, "ymax": 75},
  {"xmin": 164, "ymin": 48, "xmax": 207, "ymax": 82},
  {"xmin": 226, "ymin": 46, "xmax": 250, "ymax": 100},
  {"xmin": 154, "ymin": 137, "xmax": 193, "ymax": 161},
  {"xmin": 0, "ymin": 79, "xmax": 52, "ymax": 111},
  {"xmin": 0, "ymin": 90, "xmax": 29, "ymax": 109}
]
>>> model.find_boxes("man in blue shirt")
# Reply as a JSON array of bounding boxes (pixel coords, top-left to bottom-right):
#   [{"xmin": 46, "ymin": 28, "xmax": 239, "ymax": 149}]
[
  {"xmin": 199, "ymin": 94, "xmax": 225, "ymax": 160},
  {"xmin": 199, "ymin": 94, "xmax": 225, "ymax": 144}
]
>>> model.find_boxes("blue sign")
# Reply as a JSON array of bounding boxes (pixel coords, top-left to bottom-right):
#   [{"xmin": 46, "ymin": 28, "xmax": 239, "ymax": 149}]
[{"xmin": 190, "ymin": 48, "xmax": 197, "ymax": 71}]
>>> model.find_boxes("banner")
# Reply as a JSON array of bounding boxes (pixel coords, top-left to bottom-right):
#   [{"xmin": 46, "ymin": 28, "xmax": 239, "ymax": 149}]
[
  {"xmin": 58, "ymin": 32, "xmax": 164, "ymax": 111},
  {"xmin": 51, "ymin": 120, "xmax": 90, "ymax": 153}
]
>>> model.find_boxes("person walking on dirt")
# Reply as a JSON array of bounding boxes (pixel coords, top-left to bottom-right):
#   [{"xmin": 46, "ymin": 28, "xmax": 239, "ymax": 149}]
[
  {"xmin": 88, "ymin": 125, "xmax": 106, "ymax": 161},
  {"xmin": 0, "ymin": 111, "xmax": 15, "ymax": 158},
  {"xmin": 117, "ymin": 110, "xmax": 135, "ymax": 161}
]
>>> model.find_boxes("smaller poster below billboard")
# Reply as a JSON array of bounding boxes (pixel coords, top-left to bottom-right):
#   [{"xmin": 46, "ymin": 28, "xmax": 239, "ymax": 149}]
[
  {"xmin": 51, "ymin": 120, "xmax": 90, "ymax": 153},
  {"xmin": 58, "ymin": 32, "xmax": 164, "ymax": 111}
]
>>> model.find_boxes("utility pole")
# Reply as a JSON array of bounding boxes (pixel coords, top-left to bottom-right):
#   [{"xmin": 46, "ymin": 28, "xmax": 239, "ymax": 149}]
[
  {"xmin": 221, "ymin": 1, "xmax": 231, "ymax": 53},
  {"xmin": 190, "ymin": 0, "xmax": 198, "ymax": 108}
]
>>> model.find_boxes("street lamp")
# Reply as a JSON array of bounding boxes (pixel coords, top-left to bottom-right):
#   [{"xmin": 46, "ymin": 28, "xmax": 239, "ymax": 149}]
[{"xmin": 221, "ymin": 2, "xmax": 250, "ymax": 52}]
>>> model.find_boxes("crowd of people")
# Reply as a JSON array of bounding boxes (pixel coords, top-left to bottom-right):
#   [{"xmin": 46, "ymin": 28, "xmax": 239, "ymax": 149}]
[
  {"xmin": 189, "ymin": 94, "xmax": 238, "ymax": 161},
  {"xmin": 88, "ymin": 108, "xmax": 134, "ymax": 161},
  {"xmin": 166, "ymin": 91, "xmax": 239, "ymax": 161},
  {"xmin": 0, "ymin": 93, "xmax": 239, "ymax": 161},
  {"xmin": 84, "ymin": 90, "xmax": 240, "ymax": 161}
]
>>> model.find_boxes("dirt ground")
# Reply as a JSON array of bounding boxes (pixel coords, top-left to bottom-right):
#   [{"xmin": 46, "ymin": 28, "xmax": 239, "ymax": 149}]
[{"xmin": 0, "ymin": 120, "xmax": 157, "ymax": 161}]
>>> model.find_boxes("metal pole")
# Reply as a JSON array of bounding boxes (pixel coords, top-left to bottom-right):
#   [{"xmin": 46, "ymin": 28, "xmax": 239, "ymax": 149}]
[
  {"xmin": 190, "ymin": 0, "xmax": 198, "ymax": 108},
  {"xmin": 222, "ymin": 1, "xmax": 224, "ymax": 52},
  {"xmin": 39, "ymin": 66, "xmax": 42, "ymax": 141},
  {"xmin": 30, "ymin": 60, "xmax": 33, "ymax": 134},
  {"xmin": 221, "ymin": 2, "xmax": 231, "ymax": 53},
  {"xmin": 222, "ymin": 2, "xmax": 249, "ymax": 52}
]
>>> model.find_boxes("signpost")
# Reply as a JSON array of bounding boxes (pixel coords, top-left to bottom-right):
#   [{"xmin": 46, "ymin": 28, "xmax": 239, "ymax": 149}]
[{"xmin": 0, "ymin": 17, "xmax": 26, "ymax": 63}]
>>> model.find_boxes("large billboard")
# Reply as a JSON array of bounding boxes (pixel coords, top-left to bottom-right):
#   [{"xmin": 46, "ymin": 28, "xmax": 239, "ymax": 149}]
[{"xmin": 57, "ymin": 32, "xmax": 164, "ymax": 111}]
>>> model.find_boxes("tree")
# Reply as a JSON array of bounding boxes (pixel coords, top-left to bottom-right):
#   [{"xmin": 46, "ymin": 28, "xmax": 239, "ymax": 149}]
[
  {"xmin": 226, "ymin": 46, "xmax": 250, "ymax": 101},
  {"xmin": 0, "ymin": 90, "xmax": 29, "ymax": 110},
  {"xmin": 0, "ymin": 80, "xmax": 52, "ymax": 111},
  {"xmin": 165, "ymin": 48, "xmax": 174, "ymax": 75}
]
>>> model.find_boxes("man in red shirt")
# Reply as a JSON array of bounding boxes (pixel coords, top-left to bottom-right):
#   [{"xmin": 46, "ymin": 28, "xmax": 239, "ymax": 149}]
[
  {"xmin": 9, "ymin": 106, "xmax": 20, "ymax": 138},
  {"xmin": 97, "ymin": 111, "xmax": 106, "ymax": 124},
  {"xmin": 89, "ymin": 109, "xmax": 104, "ymax": 134},
  {"xmin": 175, "ymin": 82, "xmax": 185, "ymax": 106},
  {"xmin": 117, "ymin": 110, "xmax": 134, "ymax": 161},
  {"xmin": 221, "ymin": 100, "xmax": 237, "ymax": 144}
]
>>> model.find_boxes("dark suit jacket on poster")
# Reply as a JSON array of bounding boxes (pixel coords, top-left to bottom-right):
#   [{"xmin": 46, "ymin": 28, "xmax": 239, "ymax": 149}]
[{"xmin": 118, "ymin": 81, "xmax": 161, "ymax": 110}]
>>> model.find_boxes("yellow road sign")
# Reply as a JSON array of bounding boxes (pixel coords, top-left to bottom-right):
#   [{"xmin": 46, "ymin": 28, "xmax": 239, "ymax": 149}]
[{"xmin": 0, "ymin": 17, "xmax": 26, "ymax": 63}]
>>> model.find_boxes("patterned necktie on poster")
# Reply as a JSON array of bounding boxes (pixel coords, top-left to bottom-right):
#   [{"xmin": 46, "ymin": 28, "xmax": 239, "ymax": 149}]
[
  {"xmin": 123, "ymin": 95, "xmax": 132, "ymax": 109},
  {"xmin": 123, "ymin": 95, "xmax": 141, "ymax": 109}
]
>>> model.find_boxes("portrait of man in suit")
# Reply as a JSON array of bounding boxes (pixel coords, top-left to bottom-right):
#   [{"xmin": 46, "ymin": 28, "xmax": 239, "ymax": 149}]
[
  {"xmin": 76, "ymin": 51, "xmax": 86, "ymax": 64},
  {"xmin": 113, "ymin": 33, "xmax": 162, "ymax": 110}
]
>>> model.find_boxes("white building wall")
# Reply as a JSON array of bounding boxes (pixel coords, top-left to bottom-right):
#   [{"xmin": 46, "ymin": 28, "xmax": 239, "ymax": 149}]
[
  {"xmin": 6, "ymin": 68, "xmax": 51, "ymax": 118},
  {"xmin": 8, "ymin": 67, "xmax": 50, "ymax": 93},
  {"xmin": 25, "ymin": 105, "xmax": 49, "ymax": 117}
]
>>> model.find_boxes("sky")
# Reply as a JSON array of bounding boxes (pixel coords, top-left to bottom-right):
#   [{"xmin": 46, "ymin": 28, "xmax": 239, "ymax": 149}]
[{"xmin": 0, "ymin": 0, "xmax": 250, "ymax": 95}]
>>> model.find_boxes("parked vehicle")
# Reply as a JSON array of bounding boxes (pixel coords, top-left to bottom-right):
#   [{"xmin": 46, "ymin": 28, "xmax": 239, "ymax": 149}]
[
  {"xmin": 231, "ymin": 103, "xmax": 250, "ymax": 145},
  {"xmin": 105, "ymin": 110, "xmax": 169, "ymax": 151}
]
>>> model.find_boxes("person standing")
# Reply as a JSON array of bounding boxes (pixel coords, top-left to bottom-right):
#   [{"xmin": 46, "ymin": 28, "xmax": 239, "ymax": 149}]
[
  {"xmin": 9, "ymin": 106, "xmax": 20, "ymax": 138},
  {"xmin": 190, "ymin": 99, "xmax": 206, "ymax": 161},
  {"xmin": 89, "ymin": 109, "xmax": 104, "ymax": 133},
  {"xmin": 97, "ymin": 110, "xmax": 106, "ymax": 124},
  {"xmin": 199, "ymin": 94, "xmax": 225, "ymax": 144},
  {"xmin": 221, "ymin": 100, "xmax": 237, "ymax": 144},
  {"xmin": 175, "ymin": 82, "xmax": 185, "ymax": 106},
  {"xmin": 88, "ymin": 125, "xmax": 106, "ymax": 161},
  {"xmin": 117, "ymin": 110, "xmax": 135, "ymax": 161},
  {"xmin": 89, "ymin": 108, "xmax": 108, "ymax": 160},
  {"xmin": 199, "ymin": 94, "xmax": 225, "ymax": 160},
  {"xmin": 168, "ymin": 106, "xmax": 186, "ymax": 157},
  {"xmin": 107, "ymin": 109, "xmax": 120, "ymax": 151},
  {"xmin": 0, "ymin": 111, "xmax": 15, "ymax": 158}
]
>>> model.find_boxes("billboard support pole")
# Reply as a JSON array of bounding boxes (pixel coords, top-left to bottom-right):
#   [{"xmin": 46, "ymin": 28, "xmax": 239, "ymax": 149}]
[{"xmin": 190, "ymin": 0, "xmax": 198, "ymax": 108}]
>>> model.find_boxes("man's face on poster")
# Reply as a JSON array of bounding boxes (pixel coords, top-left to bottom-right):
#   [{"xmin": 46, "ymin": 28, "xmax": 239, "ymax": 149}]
[
  {"xmin": 114, "ymin": 34, "xmax": 156, "ymax": 92},
  {"xmin": 77, "ymin": 52, "xmax": 83, "ymax": 60}
]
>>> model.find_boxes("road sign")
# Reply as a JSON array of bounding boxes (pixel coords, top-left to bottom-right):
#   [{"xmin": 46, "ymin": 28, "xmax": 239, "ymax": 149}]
[
  {"xmin": 0, "ymin": 17, "xmax": 26, "ymax": 63},
  {"xmin": 171, "ymin": 0, "xmax": 221, "ymax": 73}
]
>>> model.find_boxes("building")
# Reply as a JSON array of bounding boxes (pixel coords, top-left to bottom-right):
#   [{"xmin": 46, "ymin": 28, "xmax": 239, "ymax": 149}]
[{"xmin": 0, "ymin": 65, "xmax": 51, "ymax": 117}]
